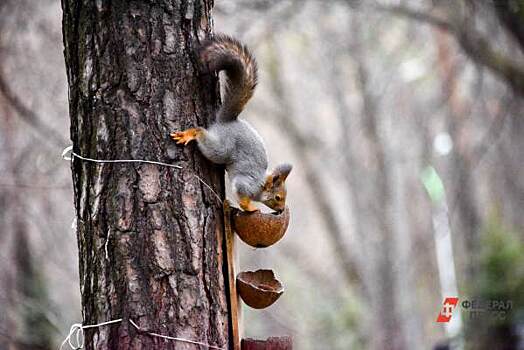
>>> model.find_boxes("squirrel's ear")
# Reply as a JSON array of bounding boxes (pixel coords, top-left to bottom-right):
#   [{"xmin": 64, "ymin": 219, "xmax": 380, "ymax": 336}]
[{"xmin": 272, "ymin": 163, "xmax": 292, "ymax": 184}]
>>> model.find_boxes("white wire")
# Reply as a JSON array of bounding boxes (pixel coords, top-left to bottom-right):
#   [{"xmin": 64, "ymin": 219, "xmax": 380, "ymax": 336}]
[
  {"xmin": 61, "ymin": 145, "xmax": 223, "ymax": 204},
  {"xmin": 194, "ymin": 174, "xmax": 223, "ymax": 204},
  {"xmin": 61, "ymin": 145, "xmax": 182, "ymax": 169},
  {"xmin": 59, "ymin": 319, "xmax": 123, "ymax": 350},
  {"xmin": 59, "ymin": 318, "xmax": 224, "ymax": 350},
  {"xmin": 129, "ymin": 319, "xmax": 225, "ymax": 350}
]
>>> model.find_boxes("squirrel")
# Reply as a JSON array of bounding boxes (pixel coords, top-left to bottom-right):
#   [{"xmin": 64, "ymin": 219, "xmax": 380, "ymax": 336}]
[{"xmin": 170, "ymin": 35, "xmax": 292, "ymax": 213}]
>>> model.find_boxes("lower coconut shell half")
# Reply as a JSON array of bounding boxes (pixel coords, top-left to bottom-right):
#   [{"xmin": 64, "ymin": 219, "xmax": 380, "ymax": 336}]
[{"xmin": 236, "ymin": 269, "xmax": 284, "ymax": 309}]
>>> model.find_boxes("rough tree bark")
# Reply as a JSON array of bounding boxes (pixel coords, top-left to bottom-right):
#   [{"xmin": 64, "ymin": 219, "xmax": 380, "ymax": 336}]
[{"xmin": 61, "ymin": 1, "xmax": 229, "ymax": 349}]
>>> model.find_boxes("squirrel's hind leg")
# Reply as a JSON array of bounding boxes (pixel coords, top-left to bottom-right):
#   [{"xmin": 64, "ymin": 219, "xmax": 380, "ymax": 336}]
[{"xmin": 170, "ymin": 127, "xmax": 204, "ymax": 145}]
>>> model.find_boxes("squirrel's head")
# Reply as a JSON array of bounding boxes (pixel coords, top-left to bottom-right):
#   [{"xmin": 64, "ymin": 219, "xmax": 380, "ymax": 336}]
[{"xmin": 260, "ymin": 163, "xmax": 293, "ymax": 212}]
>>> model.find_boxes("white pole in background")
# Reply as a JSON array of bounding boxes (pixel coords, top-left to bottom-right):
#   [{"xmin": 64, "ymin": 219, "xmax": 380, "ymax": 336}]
[{"xmin": 421, "ymin": 165, "xmax": 463, "ymax": 350}]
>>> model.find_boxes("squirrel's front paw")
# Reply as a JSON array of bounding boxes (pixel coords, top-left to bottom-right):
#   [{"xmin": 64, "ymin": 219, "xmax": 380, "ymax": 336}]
[
  {"xmin": 242, "ymin": 206, "xmax": 259, "ymax": 213},
  {"xmin": 170, "ymin": 128, "xmax": 202, "ymax": 145},
  {"xmin": 170, "ymin": 131, "xmax": 189, "ymax": 145},
  {"xmin": 239, "ymin": 196, "xmax": 259, "ymax": 212}
]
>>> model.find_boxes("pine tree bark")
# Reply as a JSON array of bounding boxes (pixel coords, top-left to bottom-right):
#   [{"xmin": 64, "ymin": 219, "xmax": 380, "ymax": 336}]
[{"xmin": 61, "ymin": 1, "xmax": 229, "ymax": 349}]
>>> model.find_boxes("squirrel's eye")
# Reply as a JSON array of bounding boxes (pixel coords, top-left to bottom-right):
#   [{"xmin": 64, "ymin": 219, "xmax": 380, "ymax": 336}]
[{"xmin": 275, "ymin": 195, "xmax": 282, "ymax": 201}]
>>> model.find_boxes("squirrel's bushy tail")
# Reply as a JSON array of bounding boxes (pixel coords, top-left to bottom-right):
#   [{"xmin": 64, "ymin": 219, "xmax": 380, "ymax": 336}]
[{"xmin": 198, "ymin": 35, "xmax": 258, "ymax": 122}]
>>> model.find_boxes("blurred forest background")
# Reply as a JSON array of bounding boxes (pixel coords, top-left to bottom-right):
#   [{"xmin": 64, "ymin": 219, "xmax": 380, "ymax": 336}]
[{"xmin": 1, "ymin": 0, "xmax": 524, "ymax": 349}]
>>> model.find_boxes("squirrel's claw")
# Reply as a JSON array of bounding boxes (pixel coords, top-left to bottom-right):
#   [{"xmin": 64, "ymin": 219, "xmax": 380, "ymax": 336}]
[{"xmin": 170, "ymin": 130, "xmax": 199, "ymax": 145}]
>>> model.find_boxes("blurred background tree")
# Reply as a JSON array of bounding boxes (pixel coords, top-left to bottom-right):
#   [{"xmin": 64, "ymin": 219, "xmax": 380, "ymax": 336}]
[
  {"xmin": 465, "ymin": 214, "xmax": 524, "ymax": 350},
  {"xmin": 0, "ymin": 0, "xmax": 523, "ymax": 349}
]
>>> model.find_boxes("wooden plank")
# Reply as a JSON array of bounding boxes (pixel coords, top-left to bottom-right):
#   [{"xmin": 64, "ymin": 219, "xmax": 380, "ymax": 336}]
[
  {"xmin": 241, "ymin": 337, "xmax": 293, "ymax": 350},
  {"xmin": 224, "ymin": 200, "xmax": 241, "ymax": 350}
]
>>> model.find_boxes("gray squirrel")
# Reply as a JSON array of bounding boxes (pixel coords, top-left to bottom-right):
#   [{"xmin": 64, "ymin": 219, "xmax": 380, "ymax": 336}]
[{"xmin": 171, "ymin": 35, "xmax": 292, "ymax": 212}]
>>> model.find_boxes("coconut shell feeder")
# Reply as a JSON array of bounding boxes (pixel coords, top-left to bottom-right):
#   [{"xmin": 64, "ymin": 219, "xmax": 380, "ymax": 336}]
[
  {"xmin": 237, "ymin": 270, "xmax": 284, "ymax": 309},
  {"xmin": 232, "ymin": 206, "xmax": 290, "ymax": 248},
  {"xmin": 223, "ymin": 200, "xmax": 292, "ymax": 350}
]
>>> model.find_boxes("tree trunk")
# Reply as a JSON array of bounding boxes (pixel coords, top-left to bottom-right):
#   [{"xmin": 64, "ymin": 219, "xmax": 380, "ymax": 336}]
[
  {"xmin": 61, "ymin": 1, "xmax": 229, "ymax": 349},
  {"xmin": 350, "ymin": 21, "xmax": 407, "ymax": 350}
]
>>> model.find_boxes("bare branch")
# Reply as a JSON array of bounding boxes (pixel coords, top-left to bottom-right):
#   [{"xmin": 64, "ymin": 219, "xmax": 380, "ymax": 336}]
[
  {"xmin": 368, "ymin": 2, "xmax": 524, "ymax": 96},
  {"xmin": 455, "ymin": 28, "xmax": 524, "ymax": 96},
  {"xmin": 372, "ymin": 3, "xmax": 454, "ymax": 32}
]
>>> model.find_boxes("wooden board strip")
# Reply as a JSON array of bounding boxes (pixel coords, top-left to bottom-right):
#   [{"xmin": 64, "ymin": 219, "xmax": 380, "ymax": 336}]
[{"xmin": 224, "ymin": 200, "xmax": 241, "ymax": 350}]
